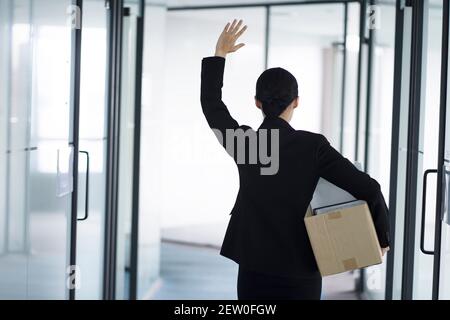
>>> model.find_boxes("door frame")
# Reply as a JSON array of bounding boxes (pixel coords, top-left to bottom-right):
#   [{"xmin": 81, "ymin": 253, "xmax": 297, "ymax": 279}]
[
  {"xmin": 103, "ymin": 0, "xmax": 123, "ymax": 300},
  {"xmin": 129, "ymin": 0, "xmax": 146, "ymax": 301},
  {"xmin": 432, "ymin": 0, "xmax": 449, "ymax": 300},
  {"xmin": 103, "ymin": 0, "xmax": 146, "ymax": 300},
  {"xmin": 383, "ymin": 0, "xmax": 427, "ymax": 300},
  {"xmin": 68, "ymin": 0, "xmax": 145, "ymax": 300},
  {"xmin": 385, "ymin": 0, "xmax": 405, "ymax": 300},
  {"xmin": 68, "ymin": 0, "xmax": 83, "ymax": 301},
  {"xmin": 400, "ymin": 0, "xmax": 425, "ymax": 300}
]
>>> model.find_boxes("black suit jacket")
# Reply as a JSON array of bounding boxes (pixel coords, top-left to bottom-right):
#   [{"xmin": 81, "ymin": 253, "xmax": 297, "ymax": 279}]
[{"xmin": 200, "ymin": 56, "xmax": 390, "ymax": 278}]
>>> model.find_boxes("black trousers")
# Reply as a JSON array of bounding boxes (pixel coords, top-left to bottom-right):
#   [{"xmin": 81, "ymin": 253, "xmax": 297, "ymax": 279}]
[{"xmin": 237, "ymin": 266, "xmax": 322, "ymax": 300}]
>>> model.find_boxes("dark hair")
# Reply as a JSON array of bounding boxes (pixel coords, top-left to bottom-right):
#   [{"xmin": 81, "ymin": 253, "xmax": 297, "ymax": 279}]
[{"xmin": 255, "ymin": 67, "xmax": 298, "ymax": 118}]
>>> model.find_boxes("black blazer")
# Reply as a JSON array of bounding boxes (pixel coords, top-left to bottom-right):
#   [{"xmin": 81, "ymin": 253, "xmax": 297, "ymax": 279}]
[{"xmin": 200, "ymin": 56, "xmax": 390, "ymax": 278}]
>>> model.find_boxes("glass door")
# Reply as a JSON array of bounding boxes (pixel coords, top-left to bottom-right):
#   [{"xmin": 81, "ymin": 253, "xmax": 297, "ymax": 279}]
[
  {"xmin": 0, "ymin": 0, "xmax": 75, "ymax": 299},
  {"xmin": 75, "ymin": 0, "xmax": 109, "ymax": 300},
  {"xmin": 114, "ymin": 2, "xmax": 139, "ymax": 300},
  {"xmin": 388, "ymin": 0, "xmax": 450, "ymax": 300},
  {"xmin": 0, "ymin": 0, "xmax": 145, "ymax": 300},
  {"xmin": 72, "ymin": 0, "xmax": 144, "ymax": 300},
  {"xmin": 387, "ymin": 0, "xmax": 413, "ymax": 300},
  {"xmin": 411, "ymin": 0, "xmax": 443, "ymax": 300}
]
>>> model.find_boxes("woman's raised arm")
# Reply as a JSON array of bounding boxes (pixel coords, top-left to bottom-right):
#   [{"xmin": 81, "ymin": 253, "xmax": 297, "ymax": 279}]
[{"xmin": 200, "ymin": 20, "xmax": 247, "ymax": 134}]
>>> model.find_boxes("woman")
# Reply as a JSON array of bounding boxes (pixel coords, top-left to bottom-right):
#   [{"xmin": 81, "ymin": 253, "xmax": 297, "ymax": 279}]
[{"xmin": 200, "ymin": 19, "xmax": 390, "ymax": 300}]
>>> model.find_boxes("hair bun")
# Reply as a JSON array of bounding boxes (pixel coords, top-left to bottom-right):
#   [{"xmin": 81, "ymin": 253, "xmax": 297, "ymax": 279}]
[
  {"xmin": 261, "ymin": 96, "xmax": 290, "ymax": 117},
  {"xmin": 255, "ymin": 67, "xmax": 298, "ymax": 118}
]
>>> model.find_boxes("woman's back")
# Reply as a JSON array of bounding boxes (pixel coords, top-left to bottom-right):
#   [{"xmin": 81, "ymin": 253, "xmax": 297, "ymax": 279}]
[{"xmin": 201, "ymin": 56, "xmax": 389, "ymax": 278}]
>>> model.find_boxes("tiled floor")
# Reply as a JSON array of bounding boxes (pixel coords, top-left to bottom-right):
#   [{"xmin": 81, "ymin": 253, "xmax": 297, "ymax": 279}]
[{"xmin": 151, "ymin": 242, "xmax": 359, "ymax": 300}]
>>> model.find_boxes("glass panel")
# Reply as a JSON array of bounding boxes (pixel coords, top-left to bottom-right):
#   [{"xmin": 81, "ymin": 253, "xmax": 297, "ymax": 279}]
[
  {"xmin": 156, "ymin": 7, "xmax": 264, "ymax": 299},
  {"xmin": 137, "ymin": 1, "xmax": 167, "ymax": 299},
  {"xmin": 26, "ymin": 0, "xmax": 73, "ymax": 299},
  {"xmin": 364, "ymin": 0, "xmax": 396, "ymax": 300},
  {"xmin": 410, "ymin": 0, "xmax": 443, "ymax": 300},
  {"xmin": 161, "ymin": 8, "xmax": 264, "ymax": 235},
  {"xmin": 0, "ymin": 0, "xmax": 8, "ymax": 266},
  {"xmin": 391, "ymin": 4, "xmax": 413, "ymax": 300},
  {"xmin": 269, "ymin": 3, "xmax": 344, "ymax": 144},
  {"xmin": 75, "ymin": 0, "xmax": 108, "ymax": 300},
  {"xmin": 356, "ymin": 43, "xmax": 368, "ymax": 164},
  {"xmin": 0, "ymin": 0, "xmax": 29, "ymax": 299},
  {"xmin": 342, "ymin": 3, "xmax": 361, "ymax": 160},
  {"xmin": 0, "ymin": 0, "xmax": 73, "ymax": 299},
  {"xmin": 115, "ymin": 1, "xmax": 140, "ymax": 300},
  {"xmin": 440, "ymin": 163, "xmax": 450, "ymax": 298}
]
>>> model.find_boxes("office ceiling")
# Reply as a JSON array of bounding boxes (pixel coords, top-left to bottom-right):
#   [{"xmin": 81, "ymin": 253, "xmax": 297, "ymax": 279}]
[
  {"xmin": 167, "ymin": 2, "xmax": 345, "ymax": 42},
  {"xmin": 167, "ymin": 0, "xmax": 340, "ymax": 7}
]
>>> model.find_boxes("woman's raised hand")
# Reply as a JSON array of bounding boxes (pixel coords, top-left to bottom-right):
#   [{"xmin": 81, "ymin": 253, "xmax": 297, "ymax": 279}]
[{"xmin": 215, "ymin": 19, "xmax": 248, "ymax": 58}]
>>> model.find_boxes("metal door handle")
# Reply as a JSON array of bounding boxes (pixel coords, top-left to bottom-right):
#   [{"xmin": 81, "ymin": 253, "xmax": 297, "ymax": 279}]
[
  {"xmin": 77, "ymin": 151, "xmax": 90, "ymax": 221},
  {"xmin": 420, "ymin": 169, "xmax": 437, "ymax": 255}
]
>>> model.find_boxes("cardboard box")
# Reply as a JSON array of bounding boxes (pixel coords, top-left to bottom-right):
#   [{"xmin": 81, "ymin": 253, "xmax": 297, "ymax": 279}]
[{"xmin": 304, "ymin": 201, "xmax": 382, "ymax": 277}]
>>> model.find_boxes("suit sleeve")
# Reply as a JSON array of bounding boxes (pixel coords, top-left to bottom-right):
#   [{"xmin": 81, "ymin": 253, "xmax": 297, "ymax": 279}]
[
  {"xmin": 200, "ymin": 56, "xmax": 240, "ymax": 134},
  {"xmin": 316, "ymin": 135, "xmax": 390, "ymax": 248}
]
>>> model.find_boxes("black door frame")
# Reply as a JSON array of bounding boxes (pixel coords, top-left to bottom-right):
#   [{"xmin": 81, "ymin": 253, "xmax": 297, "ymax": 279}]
[
  {"xmin": 103, "ymin": 0, "xmax": 146, "ymax": 300},
  {"xmin": 432, "ymin": 0, "xmax": 449, "ymax": 300},
  {"xmin": 129, "ymin": 0, "xmax": 146, "ymax": 300},
  {"xmin": 103, "ymin": 0, "xmax": 123, "ymax": 300},
  {"xmin": 385, "ymin": 0, "xmax": 405, "ymax": 300},
  {"xmin": 68, "ymin": 0, "xmax": 83, "ymax": 301},
  {"xmin": 383, "ymin": 0, "xmax": 427, "ymax": 300},
  {"xmin": 400, "ymin": 0, "xmax": 425, "ymax": 300}
]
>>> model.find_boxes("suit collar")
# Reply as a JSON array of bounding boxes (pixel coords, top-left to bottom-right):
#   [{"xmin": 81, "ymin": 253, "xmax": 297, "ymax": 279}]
[{"xmin": 259, "ymin": 116, "xmax": 295, "ymax": 132}]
